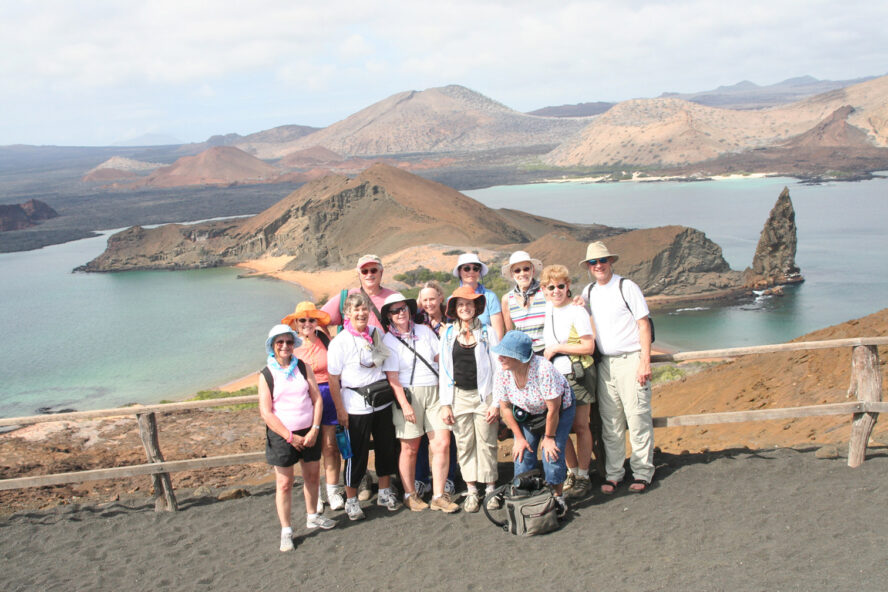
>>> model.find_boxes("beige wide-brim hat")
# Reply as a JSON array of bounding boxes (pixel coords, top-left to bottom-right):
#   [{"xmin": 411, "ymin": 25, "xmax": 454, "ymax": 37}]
[
  {"xmin": 501, "ymin": 250, "xmax": 543, "ymax": 280},
  {"xmin": 578, "ymin": 241, "xmax": 619, "ymax": 268}
]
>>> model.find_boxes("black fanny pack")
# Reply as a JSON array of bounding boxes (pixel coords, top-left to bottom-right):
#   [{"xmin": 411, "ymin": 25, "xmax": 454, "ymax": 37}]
[
  {"xmin": 512, "ymin": 406, "xmax": 547, "ymax": 436},
  {"xmin": 355, "ymin": 378, "xmax": 395, "ymax": 408}
]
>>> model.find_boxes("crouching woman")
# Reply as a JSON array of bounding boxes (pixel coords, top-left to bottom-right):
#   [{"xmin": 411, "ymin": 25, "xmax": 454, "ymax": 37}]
[{"xmin": 493, "ymin": 330, "xmax": 576, "ymax": 517}]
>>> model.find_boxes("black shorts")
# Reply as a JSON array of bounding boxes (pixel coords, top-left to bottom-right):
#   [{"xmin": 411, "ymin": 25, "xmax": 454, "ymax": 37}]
[{"xmin": 265, "ymin": 426, "xmax": 322, "ymax": 467}]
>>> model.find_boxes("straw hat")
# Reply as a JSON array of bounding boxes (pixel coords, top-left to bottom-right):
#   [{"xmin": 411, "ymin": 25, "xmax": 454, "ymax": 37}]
[
  {"xmin": 578, "ymin": 241, "xmax": 619, "ymax": 268},
  {"xmin": 281, "ymin": 301, "xmax": 331, "ymax": 328},
  {"xmin": 265, "ymin": 324, "xmax": 302, "ymax": 357},
  {"xmin": 446, "ymin": 285, "xmax": 487, "ymax": 319},
  {"xmin": 501, "ymin": 250, "xmax": 543, "ymax": 280},
  {"xmin": 452, "ymin": 253, "xmax": 489, "ymax": 278},
  {"xmin": 380, "ymin": 293, "xmax": 418, "ymax": 329}
]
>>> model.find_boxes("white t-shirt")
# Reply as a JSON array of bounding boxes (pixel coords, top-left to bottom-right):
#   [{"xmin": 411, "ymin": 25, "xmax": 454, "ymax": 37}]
[
  {"xmin": 583, "ymin": 274, "xmax": 650, "ymax": 356},
  {"xmin": 543, "ymin": 302, "xmax": 595, "ymax": 376},
  {"xmin": 327, "ymin": 327, "xmax": 398, "ymax": 415},
  {"xmin": 382, "ymin": 324, "xmax": 440, "ymax": 387}
]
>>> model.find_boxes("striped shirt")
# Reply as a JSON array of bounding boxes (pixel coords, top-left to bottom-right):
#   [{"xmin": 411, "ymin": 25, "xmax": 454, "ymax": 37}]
[{"xmin": 506, "ymin": 289, "xmax": 547, "ymax": 352}]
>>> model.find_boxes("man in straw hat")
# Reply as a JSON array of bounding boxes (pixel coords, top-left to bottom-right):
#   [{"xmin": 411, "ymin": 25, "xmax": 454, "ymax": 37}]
[
  {"xmin": 322, "ymin": 254, "xmax": 401, "ymax": 333},
  {"xmin": 578, "ymin": 241, "xmax": 654, "ymax": 494}
]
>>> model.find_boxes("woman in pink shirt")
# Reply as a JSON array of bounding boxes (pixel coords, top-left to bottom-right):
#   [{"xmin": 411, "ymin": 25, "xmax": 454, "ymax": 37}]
[{"xmin": 259, "ymin": 324, "xmax": 335, "ymax": 553}]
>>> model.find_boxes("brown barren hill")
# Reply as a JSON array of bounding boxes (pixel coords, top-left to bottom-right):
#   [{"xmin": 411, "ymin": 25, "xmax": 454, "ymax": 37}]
[
  {"xmin": 139, "ymin": 146, "xmax": 279, "ymax": 187},
  {"xmin": 653, "ymin": 308, "xmax": 888, "ymax": 453}
]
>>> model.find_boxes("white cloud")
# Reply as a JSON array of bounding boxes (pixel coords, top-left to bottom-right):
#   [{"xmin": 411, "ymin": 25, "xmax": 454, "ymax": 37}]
[{"xmin": 0, "ymin": 0, "xmax": 886, "ymax": 144}]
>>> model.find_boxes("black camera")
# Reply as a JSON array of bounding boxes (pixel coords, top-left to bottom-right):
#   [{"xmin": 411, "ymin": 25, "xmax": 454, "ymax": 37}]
[{"xmin": 512, "ymin": 469, "xmax": 546, "ymax": 492}]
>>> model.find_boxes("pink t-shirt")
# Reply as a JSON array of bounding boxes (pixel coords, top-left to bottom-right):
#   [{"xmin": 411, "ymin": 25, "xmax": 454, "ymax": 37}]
[
  {"xmin": 268, "ymin": 364, "xmax": 314, "ymax": 431},
  {"xmin": 295, "ymin": 339, "xmax": 329, "ymax": 384},
  {"xmin": 321, "ymin": 287, "xmax": 400, "ymax": 332}
]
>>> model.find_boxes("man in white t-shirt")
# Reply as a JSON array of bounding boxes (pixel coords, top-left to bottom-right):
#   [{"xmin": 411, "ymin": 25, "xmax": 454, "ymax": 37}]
[{"xmin": 579, "ymin": 241, "xmax": 654, "ymax": 494}]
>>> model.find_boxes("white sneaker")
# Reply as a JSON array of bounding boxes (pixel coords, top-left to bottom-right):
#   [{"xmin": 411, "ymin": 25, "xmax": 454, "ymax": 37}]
[
  {"xmin": 280, "ymin": 531, "xmax": 294, "ymax": 552},
  {"xmin": 328, "ymin": 488, "xmax": 345, "ymax": 511},
  {"xmin": 377, "ymin": 489, "xmax": 400, "ymax": 512},
  {"xmin": 345, "ymin": 497, "xmax": 365, "ymax": 521},
  {"xmin": 306, "ymin": 514, "xmax": 336, "ymax": 530},
  {"xmin": 444, "ymin": 479, "xmax": 456, "ymax": 495}
]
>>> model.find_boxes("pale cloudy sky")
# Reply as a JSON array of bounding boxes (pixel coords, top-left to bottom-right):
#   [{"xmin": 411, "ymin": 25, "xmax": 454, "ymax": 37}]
[{"xmin": 2, "ymin": 0, "xmax": 885, "ymax": 146}]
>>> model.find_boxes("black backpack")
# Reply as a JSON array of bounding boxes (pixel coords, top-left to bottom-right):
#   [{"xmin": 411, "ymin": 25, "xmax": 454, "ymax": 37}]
[{"xmin": 584, "ymin": 277, "xmax": 655, "ymax": 343}]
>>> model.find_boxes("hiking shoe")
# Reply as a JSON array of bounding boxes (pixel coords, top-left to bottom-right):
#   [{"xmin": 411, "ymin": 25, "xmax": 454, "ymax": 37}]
[
  {"xmin": 306, "ymin": 514, "xmax": 337, "ymax": 530},
  {"xmin": 328, "ymin": 488, "xmax": 345, "ymax": 511},
  {"xmin": 562, "ymin": 472, "xmax": 576, "ymax": 492},
  {"xmin": 345, "ymin": 498, "xmax": 365, "ymax": 521},
  {"xmin": 357, "ymin": 474, "xmax": 373, "ymax": 501},
  {"xmin": 430, "ymin": 493, "xmax": 459, "ymax": 513},
  {"xmin": 566, "ymin": 476, "xmax": 591, "ymax": 499},
  {"xmin": 555, "ymin": 497, "xmax": 568, "ymax": 519},
  {"xmin": 485, "ymin": 493, "xmax": 503, "ymax": 511},
  {"xmin": 405, "ymin": 492, "xmax": 429, "ymax": 512},
  {"xmin": 444, "ymin": 479, "xmax": 456, "ymax": 495},
  {"xmin": 463, "ymin": 491, "xmax": 481, "ymax": 513},
  {"xmin": 377, "ymin": 489, "xmax": 400, "ymax": 511},
  {"xmin": 280, "ymin": 531, "xmax": 294, "ymax": 552}
]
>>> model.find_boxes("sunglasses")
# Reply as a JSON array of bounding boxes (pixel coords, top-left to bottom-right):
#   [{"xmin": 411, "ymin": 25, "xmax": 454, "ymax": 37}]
[
  {"xmin": 511, "ymin": 266, "xmax": 532, "ymax": 274},
  {"xmin": 546, "ymin": 283, "xmax": 567, "ymax": 291},
  {"xmin": 460, "ymin": 264, "xmax": 481, "ymax": 273},
  {"xmin": 296, "ymin": 318, "xmax": 317, "ymax": 324},
  {"xmin": 274, "ymin": 339, "xmax": 295, "ymax": 346},
  {"xmin": 388, "ymin": 306, "xmax": 409, "ymax": 315},
  {"xmin": 360, "ymin": 266, "xmax": 379, "ymax": 275},
  {"xmin": 587, "ymin": 257, "xmax": 609, "ymax": 266}
]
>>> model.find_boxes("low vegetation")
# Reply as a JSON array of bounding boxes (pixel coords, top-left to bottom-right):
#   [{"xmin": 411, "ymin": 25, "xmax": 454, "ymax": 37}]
[
  {"xmin": 395, "ymin": 264, "xmax": 513, "ymax": 300},
  {"xmin": 159, "ymin": 386, "xmax": 258, "ymax": 410}
]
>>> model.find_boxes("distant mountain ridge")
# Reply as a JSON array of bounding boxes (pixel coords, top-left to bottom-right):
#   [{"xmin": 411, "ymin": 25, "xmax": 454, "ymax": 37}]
[{"xmin": 236, "ymin": 85, "xmax": 591, "ymax": 159}]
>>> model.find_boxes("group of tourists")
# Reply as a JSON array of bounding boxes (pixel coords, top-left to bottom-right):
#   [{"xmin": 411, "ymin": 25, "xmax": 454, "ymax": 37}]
[{"xmin": 260, "ymin": 243, "xmax": 655, "ymax": 552}]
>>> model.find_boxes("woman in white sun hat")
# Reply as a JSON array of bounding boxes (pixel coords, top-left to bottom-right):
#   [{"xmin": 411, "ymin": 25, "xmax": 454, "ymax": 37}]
[
  {"xmin": 452, "ymin": 252, "xmax": 505, "ymax": 341},
  {"xmin": 500, "ymin": 250, "xmax": 546, "ymax": 356}
]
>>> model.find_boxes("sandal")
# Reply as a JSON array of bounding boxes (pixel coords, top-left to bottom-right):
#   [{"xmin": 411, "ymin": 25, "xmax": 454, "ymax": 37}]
[
  {"xmin": 628, "ymin": 479, "xmax": 649, "ymax": 493},
  {"xmin": 600, "ymin": 480, "xmax": 620, "ymax": 495}
]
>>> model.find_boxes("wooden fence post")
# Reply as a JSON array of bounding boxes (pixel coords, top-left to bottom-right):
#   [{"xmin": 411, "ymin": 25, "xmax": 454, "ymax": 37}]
[
  {"xmin": 137, "ymin": 412, "xmax": 178, "ymax": 511},
  {"xmin": 847, "ymin": 345, "xmax": 882, "ymax": 467}
]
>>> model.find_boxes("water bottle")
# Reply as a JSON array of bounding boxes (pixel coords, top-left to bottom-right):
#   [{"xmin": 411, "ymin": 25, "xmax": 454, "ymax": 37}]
[{"xmin": 335, "ymin": 425, "xmax": 353, "ymax": 460}]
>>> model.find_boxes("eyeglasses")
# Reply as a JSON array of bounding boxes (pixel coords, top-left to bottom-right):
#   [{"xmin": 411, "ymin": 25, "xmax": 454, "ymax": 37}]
[
  {"xmin": 388, "ymin": 306, "xmax": 408, "ymax": 315},
  {"xmin": 460, "ymin": 264, "xmax": 481, "ymax": 273},
  {"xmin": 587, "ymin": 258, "xmax": 609, "ymax": 266},
  {"xmin": 274, "ymin": 339, "xmax": 295, "ymax": 346},
  {"xmin": 546, "ymin": 283, "xmax": 567, "ymax": 291},
  {"xmin": 296, "ymin": 318, "xmax": 317, "ymax": 324},
  {"xmin": 511, "ymin": 266, "xmax": 532, "ymax": 274},
  {"xmin": 360, "ymin": 266, "xmax": 379, "ymax": 275}
]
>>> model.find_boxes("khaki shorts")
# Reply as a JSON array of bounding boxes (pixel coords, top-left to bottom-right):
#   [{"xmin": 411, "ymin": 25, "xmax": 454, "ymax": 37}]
[
  {"xmin": 568, "ymin": 363, "xmax": 597, "ymax": 406},
  {"xmin": 392, "ymin": 384, "xmax": 449, "ymax": 439}
]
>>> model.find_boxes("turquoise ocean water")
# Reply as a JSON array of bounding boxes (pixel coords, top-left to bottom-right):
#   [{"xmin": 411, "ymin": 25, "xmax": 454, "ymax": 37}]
[{"xmin": 1, "ymin": 176, "xmax": 886, "ymax": 417}]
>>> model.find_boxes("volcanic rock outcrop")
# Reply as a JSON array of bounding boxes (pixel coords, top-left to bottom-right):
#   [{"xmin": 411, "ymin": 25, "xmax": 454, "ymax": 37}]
[
  {"xmin": 77, "ymin": 164, "xmax": 762, "ymax": 304},
  {"xmin": 745, "ymin": 187, "xmax": 803, "ymax": 288},
  {"xmin": 0, "ymin": 199, "xmax": 58, "ymax": 231},
  {"xmin": 138, "ymin": 146, "xmax": 279, "ymax": 188}
]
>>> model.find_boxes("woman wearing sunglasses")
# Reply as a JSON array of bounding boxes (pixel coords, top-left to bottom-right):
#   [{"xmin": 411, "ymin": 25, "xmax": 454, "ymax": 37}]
[
  {"xmin": 327, "ymin": 293, "xmax": 403, "ymax": 521},
  {"xmin": 500, "ymin": 250, "xmax": 547, "ymax": 355},
  {"xmin": 540, "ymin": 264, "xmax": 599, "ymax": 499},
  {"xmin": 283, "ymin": 301, "xmax": 345, "ymax": 514},
  {"xmin": 452, "ymin": 253, "xmax": 505, "ymax": 340},
  {"xmin": 259, "ymin": 324, "xmax": 335, "ymax": 553},
  {"xmin": 381, "ymin": 294, "xmax": 459, "ymax": 513}
]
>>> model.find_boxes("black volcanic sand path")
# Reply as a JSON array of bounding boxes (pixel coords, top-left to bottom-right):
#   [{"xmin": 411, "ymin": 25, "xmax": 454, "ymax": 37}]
[{"xmin": 2, "ymin": 447, "xmax": 886, "ymax": 591}]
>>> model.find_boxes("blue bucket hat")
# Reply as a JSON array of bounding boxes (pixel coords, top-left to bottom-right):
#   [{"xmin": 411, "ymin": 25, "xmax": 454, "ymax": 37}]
[
  {"xmin": 492, "ymin": 330, "xmax": 534, "ymax": 363},
  {"xmin": 265, "ymin": 324, "xmax": 302, "ymax": 357}
]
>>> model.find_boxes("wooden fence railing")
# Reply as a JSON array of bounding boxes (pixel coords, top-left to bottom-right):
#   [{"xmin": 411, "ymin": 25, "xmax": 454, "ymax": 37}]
[{"xmin": 1, "ymin": 336, "xmax": 885, "ymax": 511}]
